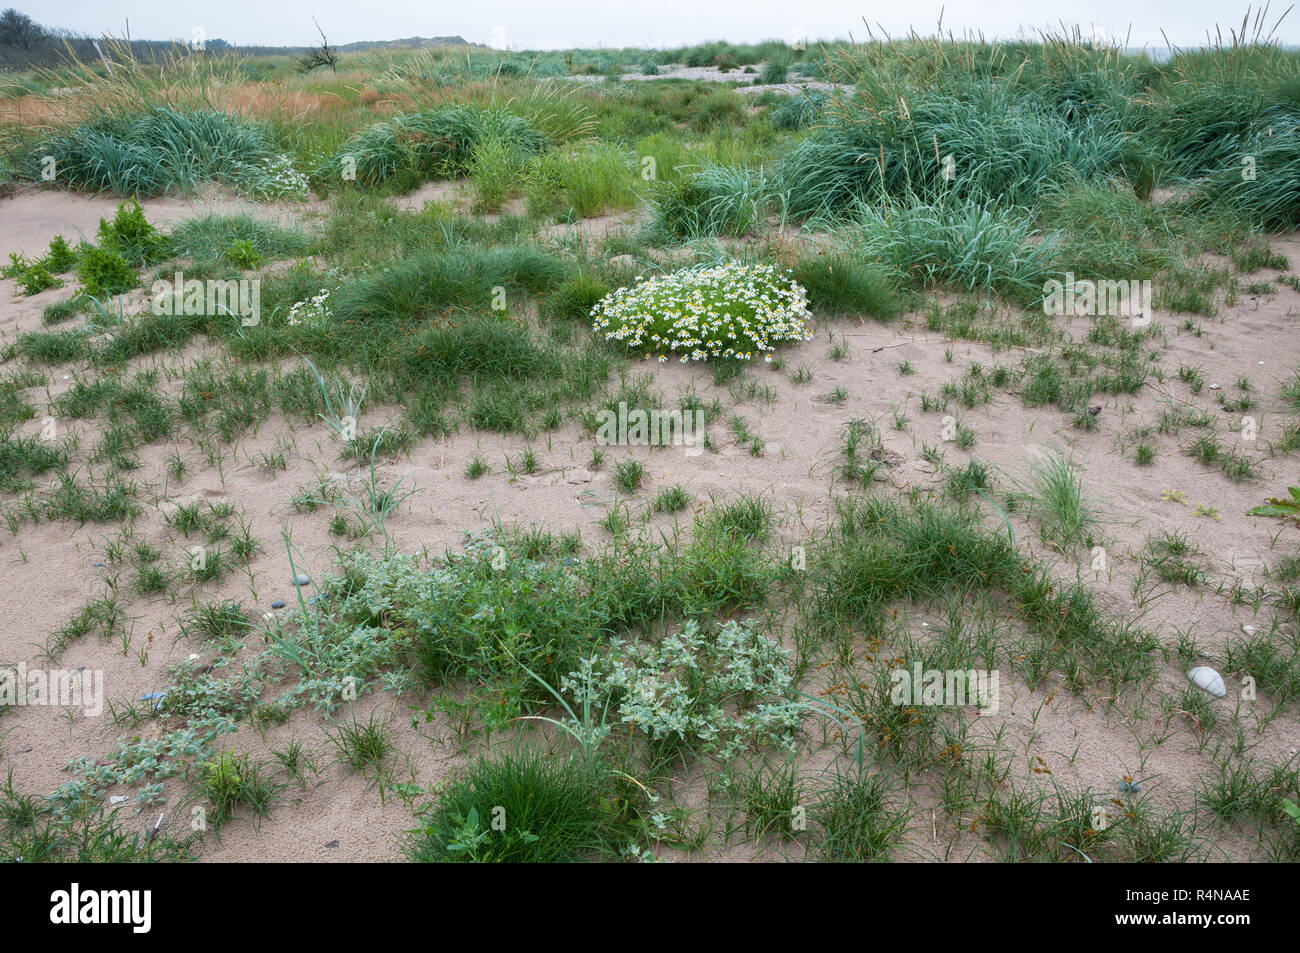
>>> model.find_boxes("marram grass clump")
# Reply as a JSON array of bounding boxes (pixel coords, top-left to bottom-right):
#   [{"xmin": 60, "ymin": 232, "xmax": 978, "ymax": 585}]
[{"xmin": 590, "ymin": 262, "xmax": 813, "ymax": 364}]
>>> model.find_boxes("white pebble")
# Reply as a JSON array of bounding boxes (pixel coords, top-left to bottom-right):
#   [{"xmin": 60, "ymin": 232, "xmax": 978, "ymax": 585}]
[{"xmin": 1188, "ymin": 666, "xmax": 1227, "ymax": 698}]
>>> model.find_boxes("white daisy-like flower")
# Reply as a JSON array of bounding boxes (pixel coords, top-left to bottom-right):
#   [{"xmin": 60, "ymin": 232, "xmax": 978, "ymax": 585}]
[{"xmin": 588, "ymin": 263, "xmax": 812, "ymax": 365}]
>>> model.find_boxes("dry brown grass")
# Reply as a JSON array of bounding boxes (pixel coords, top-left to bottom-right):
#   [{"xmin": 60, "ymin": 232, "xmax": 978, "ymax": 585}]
[{"xmin": 0, "ymin": 36, "xmax": 244, "ymax": 133}]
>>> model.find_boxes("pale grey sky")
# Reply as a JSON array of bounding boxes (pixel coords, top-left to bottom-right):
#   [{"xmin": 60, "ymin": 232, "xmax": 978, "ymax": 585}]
[{"xmin": 22, "ymin": 1, "xmax": 1300, "ymax": 50}]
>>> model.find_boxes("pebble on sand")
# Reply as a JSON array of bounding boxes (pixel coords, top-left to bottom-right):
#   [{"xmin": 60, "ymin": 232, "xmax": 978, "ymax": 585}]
[{"xmin": 1188, "ymin": 666, "xmax": 1227, "ymax": 698}]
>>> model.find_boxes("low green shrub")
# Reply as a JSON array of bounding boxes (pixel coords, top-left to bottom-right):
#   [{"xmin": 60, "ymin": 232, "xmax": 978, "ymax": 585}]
[{"xmin": 76, "ymin": 243, "xmax": 138, "ymax": 297}]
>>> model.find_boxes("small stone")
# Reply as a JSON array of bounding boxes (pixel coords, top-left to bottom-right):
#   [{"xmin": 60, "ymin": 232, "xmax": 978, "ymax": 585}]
[
  {"xmin": 140, "ymin": 691, "xmax": 168, "ymax": 710},
  {"xmin": 324, "ymin": 840, "xmax": 339, "ymax": 849},
  {"xmin": 1118, "ymin": 780, "xmax": 1140, "ymax": 795},
  {"xmin": 1087, "ymin": 405, "xmax": 1101, "ymax": 416},
  {"xmin": 108, "ymin": 795, "xmax": 130, "ymax": 805},
  {"xmin": 271, "ymin": 600, "xmax": 286, "ymax": 609},
  {"xmin": 1241, "ymin": 623, "xmax": 1256, "ymax": 635},
  {"xmin": 1209, "ymin": 383, "xmax": 1221, "ymax": 390},
  {"xmin": 1188, "ymin": 666, "xmax": 1227, "ymax": 698},
  {"xmin": 293, "ymin": 573, "xmax": 310, "ymax": 587}
]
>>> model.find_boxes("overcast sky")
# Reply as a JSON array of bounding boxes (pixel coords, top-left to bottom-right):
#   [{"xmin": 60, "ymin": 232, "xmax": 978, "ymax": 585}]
[{"xmin": 21, "ymin": 1, "xmax": 1300, "ymax": 51}]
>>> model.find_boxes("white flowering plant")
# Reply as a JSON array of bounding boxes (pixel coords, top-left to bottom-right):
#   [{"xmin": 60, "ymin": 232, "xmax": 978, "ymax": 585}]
[
  {"xmin": 240, "ymin": 154, "xmax": 312, "ymax": 201},
  {"xmin": 590, "ymin": 262, "xmax": 814, "ymax": 364},
  {"xmin": 287, "ymin": 288, "xmax": 333, "ymax": 328},
  {"xmin": 561, "ymin": 619, "xmax": 806, "ymax": 760}
]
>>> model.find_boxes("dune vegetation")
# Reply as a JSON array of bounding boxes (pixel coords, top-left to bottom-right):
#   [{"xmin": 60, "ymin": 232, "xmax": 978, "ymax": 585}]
[{"xmin": 0, "ymin": 14, "xmax": 1298, "ymax": 864}]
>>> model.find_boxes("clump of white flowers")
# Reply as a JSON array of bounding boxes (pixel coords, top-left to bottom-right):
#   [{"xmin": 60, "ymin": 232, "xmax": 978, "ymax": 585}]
[
  {"xmin": 562, "ymin": 619, "xmax": 805, "ymax": 759},
  {"xmin": 590, "ymin": 262, "xmax": 814, "ymax": 364},
  {"xmin": 245, "ymin": 154, "xmax": 311, "ymax": 200},
  {"xmin": 287, "ymin": 289, "xmax": 332, "ymax": 327}
]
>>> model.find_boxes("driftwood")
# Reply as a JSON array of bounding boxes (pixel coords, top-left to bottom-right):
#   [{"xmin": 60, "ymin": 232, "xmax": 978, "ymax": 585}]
[{"xmin": 297, "ymin": 17, "xmax": 337, "ymax": 73}]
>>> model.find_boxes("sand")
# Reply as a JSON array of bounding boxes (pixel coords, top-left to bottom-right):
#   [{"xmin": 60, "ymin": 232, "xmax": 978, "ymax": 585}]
[{"xmin": 1, "ymin": 184, "xmax": 1298, "ymax": 861}]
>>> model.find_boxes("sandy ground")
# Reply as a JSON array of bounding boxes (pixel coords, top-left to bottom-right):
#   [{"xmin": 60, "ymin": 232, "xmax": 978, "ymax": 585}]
[
  {"xmin": 0, "ymin": 184, "xmax": 329, "ymax": 264},
  {"xmin": 1, "ymin": 185, "xmax": 1298, "ymax": 862}
]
